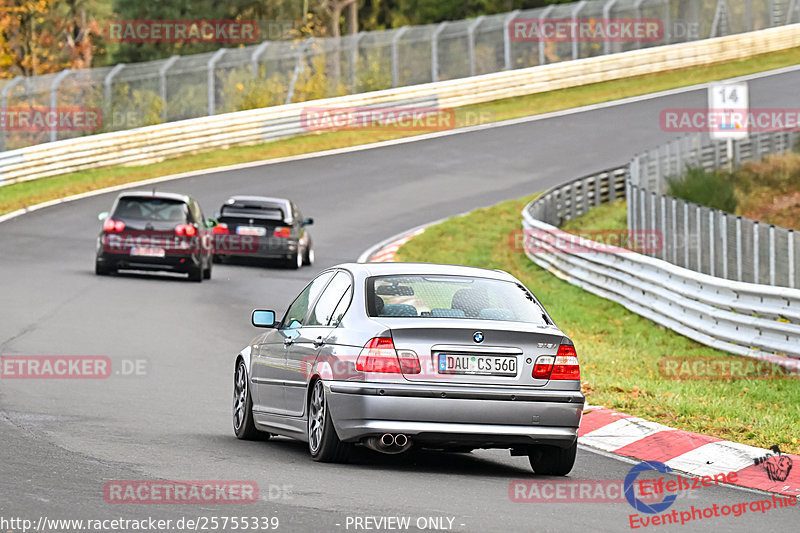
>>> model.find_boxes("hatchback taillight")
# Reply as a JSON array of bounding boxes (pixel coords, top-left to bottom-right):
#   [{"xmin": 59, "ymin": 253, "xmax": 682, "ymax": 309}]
[
  {"xmin": 273, "ymin": 226, "xmax": 291, "ymax": 238},
  {"xmin": 103, "ymin": 218, "xmax": 125, "ymax": 232},
  {"xmin": 532, "ymin": 344, "xmax": 580, "ymax": 380},
  {"xmin": 175, "ymin": 224, "xmax": 196, "ymax": 237},
  {"xmin": 212, "ymin": 223, "xmax": 229, "ymax": 235}
]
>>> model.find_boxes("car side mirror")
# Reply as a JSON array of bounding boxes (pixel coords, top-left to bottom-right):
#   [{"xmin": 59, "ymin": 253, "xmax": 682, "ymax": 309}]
[
  {"xmin": 252, "ymin": 309, "xmax": 276, "ymax": 328},
  {"xmin": 206, "ymin": 218, "xmax": 218, "ymax": 228},
  {"xmin": 303, "ymin": 217, "xmax": 314, "ymax": 226},
  {"xmin": 98, "ymin": 211, "xmax": 109, "ymax": 221}
]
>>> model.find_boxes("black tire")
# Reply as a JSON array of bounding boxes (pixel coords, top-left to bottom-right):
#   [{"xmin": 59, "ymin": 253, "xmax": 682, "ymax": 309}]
[
  {"xmin": 528, "ymin": 441, "xmax": 577, "ymax": 476},
  {"xmin": 233, "ymin": 359, "xmax": 271, "ymax": 441},
  {"xmin": 188, "ymin": 264, "xmax": 203, "ymax": 282},
  {"xmin": 212, "ymin": 255, "xmax": 222, "ymax": 264},
  {"xmin": 307, "ymin": 380, "xmax": 352, "ymax": 463},
  {"xmin": 286, "ymin": 251, "xmax": 302, "ymax": 270},
  {"xmin": 95, "ymin": 261, "xmax": 110, "ymax": 276},
  {"xmin": 302, "ymin": 245, "xmax": 314, "ymax": 266},
  {"xmin": 203, "ymin": 261, "xmax": 212, "ymax": 280}
]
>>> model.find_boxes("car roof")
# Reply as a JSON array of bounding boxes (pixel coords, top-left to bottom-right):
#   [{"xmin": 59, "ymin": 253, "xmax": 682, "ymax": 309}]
[
  {"xmin": 224, "ymin": 196, "xmax": 292, "ymax": 210},
  {"xmin": 334, "ymin": 262, "xmax": 519, "ymax": 282},
  {"xmin": 117, "ymin": 191, "xmax": 191, "ymax": 203}
]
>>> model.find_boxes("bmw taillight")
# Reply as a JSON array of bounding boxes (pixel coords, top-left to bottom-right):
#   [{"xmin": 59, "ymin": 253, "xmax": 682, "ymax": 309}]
[
  {"xmin": 175, "ymin": 224, "xmax": 196, "ymax": 237},
  {"xmin": 356, "ymin": 337, "xmax": 420, "ymax": 374},
  {"xmin": 103, "ymin": 218, "xmax": 125, "ymax": 232},
  {"xmin": 532, "ymin": 344, "xmax": 580, "ymax": 380},
  {"xmin": 273, "ymin": 226, "xmax": 291, "ymax": 238}
]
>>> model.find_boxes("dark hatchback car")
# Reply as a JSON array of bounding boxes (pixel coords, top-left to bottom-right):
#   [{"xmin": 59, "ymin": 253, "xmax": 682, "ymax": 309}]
[
  {"xmin": 213, "ymin": 196, "xmax": 314, "ymax": 269},
  {"xmin": 95, "ymin": 191, "xmax": 214, "ymax": 282}
]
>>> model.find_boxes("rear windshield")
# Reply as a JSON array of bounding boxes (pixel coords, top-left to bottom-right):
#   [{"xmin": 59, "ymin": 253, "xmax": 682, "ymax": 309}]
[
  {"xmin": 220, "ymin": 205, "xmax": 286, "ymax": 222},
  {"xmin": 112, "ymin": 197, "xmax": 188, "ymax": 222},
  {"xmin": 366, "ymin": 275, "xmax": 548, "ymax": 325}
]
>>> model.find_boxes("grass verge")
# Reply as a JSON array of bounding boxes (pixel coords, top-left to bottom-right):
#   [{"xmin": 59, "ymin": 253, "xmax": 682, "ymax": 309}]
[
  {"xmin": 3, "ymin": 46, "xmax": 800, "ymax": 216},
  {"xmin": 394, "ymin": 195, "xmax": 800, "ymax": 453}
]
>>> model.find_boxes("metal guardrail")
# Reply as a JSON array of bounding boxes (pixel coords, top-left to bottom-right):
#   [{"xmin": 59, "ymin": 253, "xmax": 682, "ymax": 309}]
[
  {"xmin": 628, "ymin": 131, "xmax": 799, "ymax": 288},
  {"xmin": 2, "ymin": 0, "xmax": 800, "ymax": 151},
  {"xmin": 522, "ymin": 145, "xmax": 800, "ymax": 365},
  {"xmin": 3, "ymin": 23, "xmax": 800, "ymax": 188}
]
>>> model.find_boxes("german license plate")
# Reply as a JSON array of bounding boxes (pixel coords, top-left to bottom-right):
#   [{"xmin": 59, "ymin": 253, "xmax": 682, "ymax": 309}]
[
  {"xmin": 437, "ymin": 354, "xmax": 517, "ymax": 376},
  {"xmin": 130, "ymin": 247, "xmax": 165, "ymax": 258},
  {"xmin": 236, "ymin": 226, "xmax": 266, "ymax": 236}
]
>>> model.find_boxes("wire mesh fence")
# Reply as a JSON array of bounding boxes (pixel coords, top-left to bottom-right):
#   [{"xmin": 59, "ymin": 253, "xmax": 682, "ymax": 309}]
[
  {"xmin": 628, "ymin": 131, "xmax": 800, "ymax": 288},
  {"xmin": 2, "ymin": 0, "xmax": 800, "ymax": 151}
]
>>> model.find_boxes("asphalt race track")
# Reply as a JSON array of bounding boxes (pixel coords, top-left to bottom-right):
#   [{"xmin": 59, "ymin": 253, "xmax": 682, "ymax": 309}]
[{"xmin": 1, "ymin": 69, "xmax": 799, "ymax": 532}]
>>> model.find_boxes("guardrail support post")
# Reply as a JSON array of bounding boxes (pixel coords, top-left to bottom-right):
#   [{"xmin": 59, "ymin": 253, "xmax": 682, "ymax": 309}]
[
  {"xmin": 0, "ymin": 76, "xmax": 24, "ymax": 152},
  {"xmin": 503, "ymin": 10, "xmax": 520, "ymax": 70},
  {"xmin": 391, "ymin": 26, "xmax": 409, "ymax": 88},
  {"xmin": 251, "ymin": 41, "xmax": 271, "ymax": 78},
  {"xmin": 159, "ymin": 55, "xmax": 179, "ymax": 121},
  {"xmin": 769, "ymin": 225, "xmax": 776, "ymax": 286},
  {"xmin": 709, "ymin": 210, "xmax": 715, "ymax": 276},
  {"xmin": 207, "ymin": 49, "xmax": 226, "ymax": 116},
  {"xmin": 684, "ymin": 202, "xmax": 690, "ymax": 268},
  {"xmin": 696, "ymin": 206, "xmax": 701, "ymax": 271},
  {"xmin": 736, "ymin": 216, "xmax": 743, "ymax": 281},
  {"xmin": 467, "ymin": 16, "xmax": 484, "ymax": 77},
  {"xmin": 49, "ymin": 69, "xmax": 71, "ymax": 143},
  {"xmin": 721, "ymin": 213, "xmax": 728, "ymax": 279},
  {"xmin": 789, "ymin": 230, "xmax": 796, "ymax": 288},
  {"xmin": 672, "ymin": 198, "xmax": 678, "ymax": 265},
  {"xmin": 431, "ymin": 22, "xmax": 448, "ymax": 82},
  {"xmin": 571, "ymin": 1, "xmax": 587, "ymax": 60},
  {"xmin": 753, "ymin": 222, "xmax": 760, "ymax": 283}
]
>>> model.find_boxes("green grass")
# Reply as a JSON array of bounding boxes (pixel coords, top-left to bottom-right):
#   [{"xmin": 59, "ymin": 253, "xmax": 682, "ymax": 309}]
[
  {"xmin": 394, "ymin": 195, "xmax": 800, "ymax": 453},
  {"xmin": 3, "ymin": 45, "xmax": 800, "ymax": 216}
]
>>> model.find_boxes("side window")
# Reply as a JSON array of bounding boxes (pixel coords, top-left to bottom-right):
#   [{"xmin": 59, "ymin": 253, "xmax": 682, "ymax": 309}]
[
  {"xmin": 329, "ymin": 284, "xmax": 353, "ymax": 327},
  {"xmin": 281, "ymin": 271, "xmax": 334, "ymax": 329},
  {"xmin": 307, "ymin": 272, "xmax": 351, "ymax": 326}
]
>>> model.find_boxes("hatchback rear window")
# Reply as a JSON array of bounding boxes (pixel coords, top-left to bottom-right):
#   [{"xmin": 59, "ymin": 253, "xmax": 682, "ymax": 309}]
[
  {"xmin": 221, "ymin": 205, "xmax": 286, "ymax": 221},
  {"xmin": 366, "ymin": 275, "xmax": 548, "ymax": 325},
  {"xmin": 113, "ymin": 197, "xmax": 188, "ymax": 222}
]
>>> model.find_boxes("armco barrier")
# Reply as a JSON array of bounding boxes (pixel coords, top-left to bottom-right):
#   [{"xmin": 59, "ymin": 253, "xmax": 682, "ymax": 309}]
[
  {"xmin": 522, "ymin": 181, "xmax": 800, "ymax": 367},
  {"xmin": 2, "ymin": 23, "xmax": 800, "ymax": 187}
]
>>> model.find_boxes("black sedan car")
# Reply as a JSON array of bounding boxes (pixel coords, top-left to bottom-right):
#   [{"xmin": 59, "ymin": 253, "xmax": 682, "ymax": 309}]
[
  {"xmin": 213, "ymin": 196, "xmax": 314, "ymax": 269},
  {"xmin": 95, "ymin": 191, "xmax": 214, "ymax": 282}
]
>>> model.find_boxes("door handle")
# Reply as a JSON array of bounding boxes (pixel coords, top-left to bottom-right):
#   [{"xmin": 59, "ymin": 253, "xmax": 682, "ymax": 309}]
[
  {"xmin": 283, "ymin": 337, "xmax": 293, "ymax": 346},
  {"xmin": 313, "ymin": 336, "xmax": 324, "ymax": 347}
]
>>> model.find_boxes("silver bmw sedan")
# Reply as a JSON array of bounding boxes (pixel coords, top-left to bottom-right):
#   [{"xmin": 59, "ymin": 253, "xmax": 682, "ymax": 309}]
[{"xmin": 232, "ymin": 262, "xmax": 584, "ymax": 475}]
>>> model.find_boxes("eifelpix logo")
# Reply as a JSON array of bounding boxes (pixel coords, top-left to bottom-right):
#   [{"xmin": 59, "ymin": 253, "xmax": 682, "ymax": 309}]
[
  {"xmin": 754, "ymin": 445, "xmax": 793, "ymax": 482},
  {"xmin": 624, "ymin": 461, "xmax": 677, "ymax": 514}
]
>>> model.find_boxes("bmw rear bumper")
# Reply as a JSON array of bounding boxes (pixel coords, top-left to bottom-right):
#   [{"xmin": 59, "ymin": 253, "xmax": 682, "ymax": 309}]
[{"xmin": 325, "ymin": 381, "xmax": 584, "ymax": 448}]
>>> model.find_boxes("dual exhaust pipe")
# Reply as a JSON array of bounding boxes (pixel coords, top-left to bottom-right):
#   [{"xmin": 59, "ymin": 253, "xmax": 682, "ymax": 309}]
[{"xmin": 363, "ymin": 433, "xmax": 412, "ymax": 454}]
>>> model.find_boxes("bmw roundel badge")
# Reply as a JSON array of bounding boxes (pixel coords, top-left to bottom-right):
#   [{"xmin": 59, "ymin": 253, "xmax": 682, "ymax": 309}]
[{"xmin": 473, "ymin": 331, "xmax": 484, "ymax": 343}]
